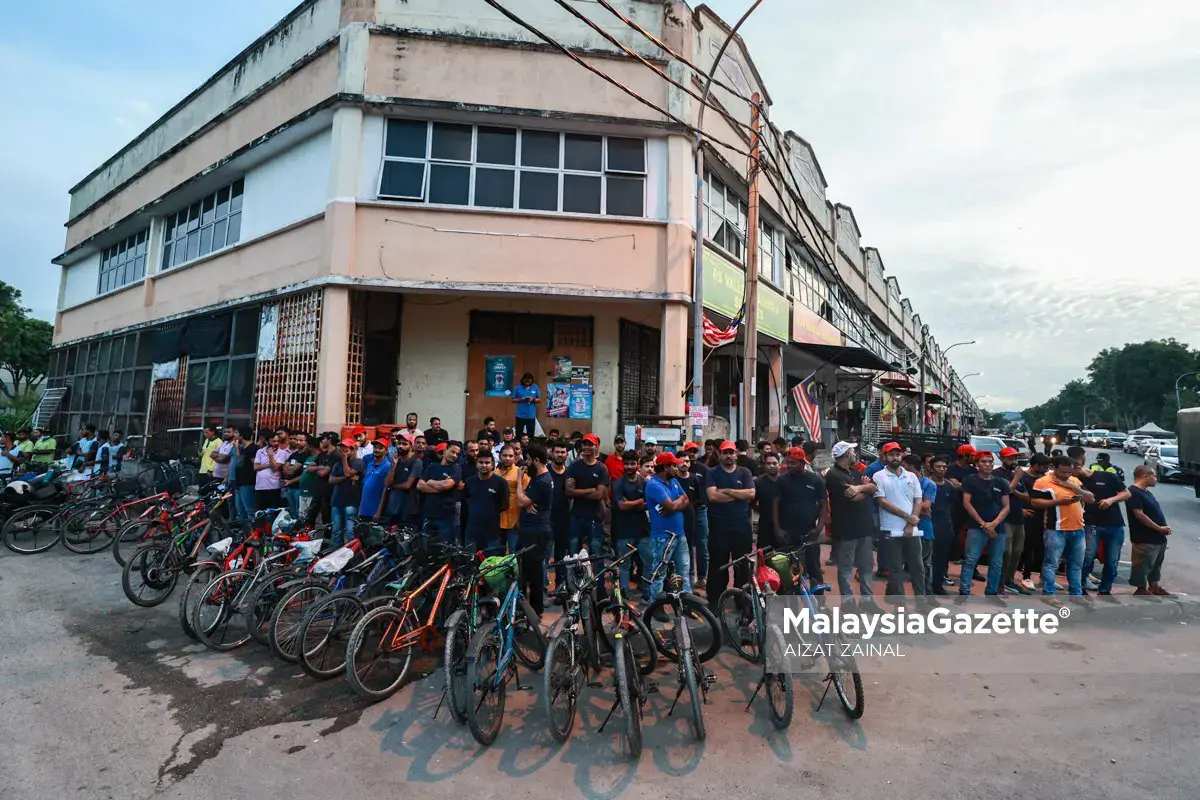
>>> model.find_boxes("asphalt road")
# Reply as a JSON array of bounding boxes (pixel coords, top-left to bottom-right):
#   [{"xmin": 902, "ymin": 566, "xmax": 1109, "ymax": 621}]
[{"xmin": 2, "ymin": 445, "xmax": 1199, "ymax": 800}]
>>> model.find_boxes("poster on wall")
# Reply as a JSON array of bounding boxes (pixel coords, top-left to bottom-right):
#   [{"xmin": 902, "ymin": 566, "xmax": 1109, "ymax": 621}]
[
  {"xmin": 552, "ymin": 355, "xmax": 573, "ymax": 382},
  {"xmin": 257, "ymin": 304, "xmax": 279, "ymax": 361},
  {"xmin": 571, "ymin": 365, "xmax": 590, "ymax": 383},
  {"xmin": 546, "ymin": 383, "xmax": 571, "ymax": 418},
  {"xmin": 484, "ymin": 355, "xmax": 515, "ymax": 397},
  {"xmin": 568, "ymin": 384, "xmax": 593, "ymax": 419}
]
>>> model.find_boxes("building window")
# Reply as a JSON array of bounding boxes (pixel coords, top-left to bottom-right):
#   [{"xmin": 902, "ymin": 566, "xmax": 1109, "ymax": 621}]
[
  {"xmin": 161, "ymin": 179, "xmax": 244, "ymax": 271},
  {"xmin": 181, "ymin": 308, "xmax": 260, "ymax": 430},
  {"xmin": 380, "ymin": 120, "xmax": 647, "ymax": 217},
  {"xmin": 50, "ymin": 331, "xmax": 155, "ymax": 444},
  {"xmin": 759, "ymin": 222, "xmax": 781, "ymax": 284},
  {"xmin": 704, "ymin": 174, "xmax": 747, "ymax": 260},
  {"xmin": 98, "ymin": 230, "xmax": 149, "ymax": 294},
  {"xmin": 787, "ymin": 246, "xmax": 829, "ymax": 317}
]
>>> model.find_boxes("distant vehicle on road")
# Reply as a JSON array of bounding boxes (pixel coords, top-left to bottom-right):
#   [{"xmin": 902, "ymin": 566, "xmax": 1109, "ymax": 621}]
[
  {"xmin": 1138, "ymin": 438, "xmax": 1174, "ymax": 456},
  {"xmin": 1145, "ymin": 444, "xmax": 1180, "ymax": 481},
  {"xmin": 1081, "ymin": 429, "xmax": 1110, "ymax": 447},
  {"xmin": 1124, "ymin": 434, "xmax": 1151, "ymax": 454},
  {"xmin": 1106, "ymin": 432, "xmax": 1128, "ymax": 450},
  {"xmin": 969, "ymin": 435, "xmax": 1024, "ymax": 465},
  {"xmin": 1003, "ymin": 438, "xmax": 1033, "ymax": 462}
]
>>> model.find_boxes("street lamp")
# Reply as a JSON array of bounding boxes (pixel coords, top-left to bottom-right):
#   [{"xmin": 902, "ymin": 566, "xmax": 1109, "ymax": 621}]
[
  {"xmin": 944, "ymin": 340, "xmax": 976, "ymax": 354},
  {"xmin": 691, "ymin": 0, "xmax": 766, "ymax": 442},
  {"xmin": 1175, "ymin": 371, "xmax": 1200, "ymax": 411}
]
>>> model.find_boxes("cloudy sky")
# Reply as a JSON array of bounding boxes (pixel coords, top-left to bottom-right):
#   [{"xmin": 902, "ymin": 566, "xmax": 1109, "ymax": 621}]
[{"xmin": 5, "ymin": 1, "xmax": 1199, "ymax": 412}]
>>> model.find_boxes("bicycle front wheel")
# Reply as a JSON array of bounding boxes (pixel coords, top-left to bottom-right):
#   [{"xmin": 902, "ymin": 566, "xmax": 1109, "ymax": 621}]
[
  {"xmin": 827, "ymin": 635, "xmax": 864, "ymax": 719},
  {"xmin": 512, "ymin": 598, "xmax": 546, "ymax": 671},
  {"xmin": 62, "ymin": 506, "xmax": 120, "ymax": 554},
  {"xmin": 178, "ymin": 564, "xmax": 219, "ymax": 639},
  {"xmin": 597, "ymin": 603, "xmax": 659, "ymax": 675},
  {"xmin": 121, "ymin": 543, "xmax": 179, "ymax": 607},
  {"xmin": 269, "ymin": 581, "xmax": 330, "ymax": 662},
  {"xmin": 466, "ymin": 626, "xmax": 506, "ymax": 746},
  {"xmin": 683, "ymin": 650, "xmax": 706, "ymax": 741},
  {"xmin": 443, "ymin": 609, "xmax": 471, "ymax": 724},
  {"xmin": 643, "ymin": 596, "xmax": 722, "ymax": 664},
  {"xmin": 297, "ymin": 590, "xmax": 365, "ymax": 680},
  {"xmin": 193, "ymin": 569, "xmax": 254, "ymax": 651},
  {"xmin": 612, "ymin": 635, "xmax": 642, "ymax": 758},
  {"xmin": 345, "ymin": 604, "xmax": 416, "ymax": 700},
  {"xmin": 113, "ymin": 519, "xmax": 159, "ymax": 567},
  {"xmin": 764, "ymin": 624, "xmax": 794, "ymax": 729},
  {"xmin": 717, "ymin": 587, "xmax": 759, "ymax": 663},
  {"xmin": 2, "ymin": 505, "xmax": 62, "ymax": 554},
  {"xmin": 543, "ymin": 632, "xmax": 581, "ymax": 742}
]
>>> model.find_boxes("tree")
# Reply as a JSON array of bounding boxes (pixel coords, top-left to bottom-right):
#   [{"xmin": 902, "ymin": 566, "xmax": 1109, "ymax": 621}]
[{"xmin": 0, "ymin": 281, "xmax": 54, "ymax": 401}]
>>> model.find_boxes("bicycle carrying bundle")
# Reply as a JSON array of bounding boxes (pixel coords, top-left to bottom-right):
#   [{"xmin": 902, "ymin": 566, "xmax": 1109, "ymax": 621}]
[
  {"xmin": 563, "ymin": 552, "xmax": 594, "ymax": 593},
  {"xmin": 357, "ymin": 523, "xmax": 389, "ymax": 551},
  {"xmin": 479, "ymin": 555, "xmax": 519, "ymax": 596},
  {"xmin": 768, "ymin": 553, "xmax": 794, "ymax": 595}
]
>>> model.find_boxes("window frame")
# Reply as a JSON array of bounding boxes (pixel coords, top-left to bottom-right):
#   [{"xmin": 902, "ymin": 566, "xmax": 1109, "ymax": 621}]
[
  {"xmin": 97, "ymin": 229, "xmax": 150, "ymax": 295},
  {"xmin": 704, "ymin": 173, "xmax": 748, "ymax": 262},
  {"xmin": 379, "ymin": 120, "xmax": 648, "ymax": 218},
  {"xmin": 160, "ymin": 178, "xmax": 245, "ymax": 272}
]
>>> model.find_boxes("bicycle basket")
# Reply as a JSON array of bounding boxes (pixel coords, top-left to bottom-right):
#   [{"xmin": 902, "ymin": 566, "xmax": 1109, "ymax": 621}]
[
  {"xmin": 768, "ymin": 553, "xmax": 794, "ymax": 594},
  {"xmin": 480, "ymin": 555, "xmax": 519, "ymax": 597}
]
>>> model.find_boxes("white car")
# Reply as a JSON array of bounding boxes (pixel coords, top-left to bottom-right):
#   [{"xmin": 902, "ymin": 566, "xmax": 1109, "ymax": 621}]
[
  {"xmin": 969, "ymin": 435, "xmax": 1009, "ymax": 463},
  {"xmin": 1002, "ymin": 438, "xmax": 1032, "ymax": 463},
  {"xmin": 1124, "ymin": 434, "xmax": 1150, "ymax": 454},
  {"xmin": 1106, "ymin": 432, "xmax": 1128, "ymax": 450},
  {"xmin": 1081, "ymin": 429, "xmax": 1110, "ymax": 447},
  {"xmin": 1138, "ymin": 438, "xmax": 1173, "ymax": 455},
  {"xmin": 1145, "ymin": 444, "xmax": 1181, "ymax": 481}
]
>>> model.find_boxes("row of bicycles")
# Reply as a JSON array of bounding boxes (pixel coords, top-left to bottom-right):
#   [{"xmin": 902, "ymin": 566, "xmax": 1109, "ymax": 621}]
[{"xmin": 15, "ymin": 463, "xmax": 865, "ymax": 757}]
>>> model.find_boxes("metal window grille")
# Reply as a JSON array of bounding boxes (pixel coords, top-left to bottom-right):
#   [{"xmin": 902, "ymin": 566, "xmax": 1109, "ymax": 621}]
[
  {"xmin": 148, "ymin": 355, "xmax": 188, "ymax": 458},
  {"xmin": 618, "ymin": 319, "xmax": 660, "ymax": 426},
  {"xmin": 254, "ymin": 290, "xmax": 322, "ymax": 434},
  {"xmin": 345, "ymin": 291, "xmax": 367, "ymax": 425}
]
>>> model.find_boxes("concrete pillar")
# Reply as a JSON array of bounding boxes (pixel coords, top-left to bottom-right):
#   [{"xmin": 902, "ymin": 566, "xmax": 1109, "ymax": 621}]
[
  {"xmin": 317, "ymin": 286, "xmax": 351, "ymax": 431},
  {"xmin": 660, "ymin": 302, "xmax": 688, "ymax": 421},
  {"xmin": 592, "ymin": 314, "xmax": 621, "ymax": 445},
  {"xmin": 767, "ymin": 345, "xmax": 783, "ymax": 438}
]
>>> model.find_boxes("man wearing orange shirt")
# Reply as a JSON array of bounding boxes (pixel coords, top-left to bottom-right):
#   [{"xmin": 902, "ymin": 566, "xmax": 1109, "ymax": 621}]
[{"xmin": 1031, "ymin": 455, "xmax": 1095, "ymax": 608}]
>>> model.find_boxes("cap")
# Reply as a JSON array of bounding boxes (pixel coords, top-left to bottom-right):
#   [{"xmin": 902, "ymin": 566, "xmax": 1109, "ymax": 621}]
[
  {"xmin": 644, "ymin": 437, "xmax": 658, "ymax": 445},
  {"xmin": 582, "ymin": 433, "xmax": 601, "ymax": 446},
  {"xmin": 435, "ymin": 442, "xmax": 448, "ymax": 453},
  {"xmin": 372, "ymin": 438, "xmax": 389, "ymax": 447},
  {"xmin": 956, "ymin": 444, "xmax": 975, "ymax": 457},
  {"xmin": 787, "ymin": 446, "xmax": 808, "ymax": 462},
  {"xmin": 655, "ymin": 452, "xmax": 682, "ymax": 466},
  {"xmin": 831, "ymin": 441, "xmax": 856, "ymax": 459},
  {"xmin": 719, "ymin": 440, "xmax": 737, "ymax": 452},
  {"xmin": 975, "ymin": 450, "xmax": 996, "ymax": 460},
  {"xmin": 351, "ymin": 425, "xmax": 366, "ymax": 436},
  {"xmin": 683, "ymin": 441, "xmax": 700, "ymax": 451},
  {"xmin": 999, "ymin": 447, "xmax": 1019, "ymax": 457},
  {"xmin": 339, "ymin": 438, "xmax": 356, "ymax": 448},
  {"xmin": 881, "ymin": 442, "xmax": 902, "ymax": 454}
]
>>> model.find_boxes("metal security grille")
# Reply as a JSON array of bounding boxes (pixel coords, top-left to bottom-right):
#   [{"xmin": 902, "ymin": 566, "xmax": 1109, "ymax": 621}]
[
  {"xmin": 344, "ymin": 291, "xmax": 367, "ymax": 425},
  {"xmin": 254, "ymin": 290, "xmax": 322, "ymax": 434},
  {"xmin": 618, "ymin": 319, "xmax": 660, "ymax": 425},
  {"xmin": 148, "ymin": 355, "xmax": 187, "ymax": 458},
  {"xmin": 469, "ymin": 311, "xmax": 593, "ymax": 347}
]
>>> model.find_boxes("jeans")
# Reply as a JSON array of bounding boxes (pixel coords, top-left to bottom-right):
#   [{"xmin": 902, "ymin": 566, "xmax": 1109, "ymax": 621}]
[
  {"xmin": 836, "ymin": 536, "xmax": 874, "ymax": 599},
  {"xmin": 570, "ymin": 517, "xmax": 608, "ymax": 557},
  {"xmin": 921, "ymin": 538, "xmax": 934, "ymax": 595},
  {"xmin": 330, "ymin": 505, "xmax": 358, "ymax": 548},
  {"xmin": 234, "ymin": 486, "xmax": 256, "ymax": 520},
  {"xmin": 1001, "ymin": 521, "xmax": 1026, "ymax": 587},
  {"xmin": 505, "ymin": 528, "xmax": 519, "ymax": 555},
  {"xmin": 961, "ymin": 528, "xmax": 1006, "ymax": 595},
  {"xmin": 424, "ymin": 517, "xmax": 457, "ymax": 546},
  {"xmin": 692, "ymin": 507, "xmax": 710, "ymax": 581},
  {"xmin": 1043, "ymin": 529, "xmax": 1085, "ymax": 596},
  {"xmin": 1083, "ymin": 526, "xmax": 1098, "ymax": 583},
  {"xmin": 650, "ymin": 535, "xmax": 692, "ymax": 598},
  {"xmin": 618, "ymin": 536, "xmax": 654, "ymax": 598},
  {"xmin": 1087, "ymin": 525, "xmax": 1125, "ymax": 593},
  {"xmin": 284, "ymin": 487, "xmax": 301, "ymax": 520},
  {"xmin": 881, "ymin": 535, "xmax": 925, "ymax": 598}
]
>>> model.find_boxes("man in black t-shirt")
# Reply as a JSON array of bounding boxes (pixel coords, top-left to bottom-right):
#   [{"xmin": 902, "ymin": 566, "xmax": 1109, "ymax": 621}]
[
  {"xmin": 927, "ymin": 455, "xmax": 956, "ymax": 595},
  {"xmin": 547, "ymin": 440, "xmax": 572, "ymax": 595},
  {"xmin": 959, "ymin": 451, "xmax": 1011, "ymax": 602},
  {"xmin": 565, "ymin": 433, "xmax": 610, "ymax": 556},
  {"xmin": 774, "ymin": 447, "xmax": 827, "ymax": 586},
  {"xmin": 824, "ymin": 441, "xmax": 878, "ymax": 607},
  {"xmin": 232, "ymin": 427, "xmax": 261, "ymax": 520},
  {"xmin": 612, "ymin": 451, "xmax": 652, "ymax": 599},
  {"xmin": 424, "ymin": 417, "xmax": 450, "ymax": 448},
  {"xmin": 462, "ymin": 450, "xmax": 509, "ymax": 552},
  {"xmin": 516, "ymin": 443, "xmax": 554, "ymax": 614},
  {"xmin": 754, "ymin": 453, "xmax": 782, "ymax": 549},
  {"xmin": 418, "ymin": 442, "xmax": 462, "ymax": 545},
  {"xmin": 995, "ymin": 448, "xmax": 1030, "ymax": 595},
  {"xmin": 735, "ymin": 439, "xmax": 761, "ymax": 477},
  {"xmin": 1077, "ymin": 457, "xmax": 1131, "ymax": 596},
  {"xmin": 682, "ymin": 442, "xmax": 709, "ymax": 587},
  {"xmin": 1126, "ymin": 466, "xmax": 1173, "ymax": 596},
  {"xmin": 705, "ymin": 441, "xmax": 756, "ymax": 606}
]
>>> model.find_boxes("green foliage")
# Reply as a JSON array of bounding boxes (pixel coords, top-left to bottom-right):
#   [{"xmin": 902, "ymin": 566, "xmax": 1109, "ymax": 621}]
[
  {"xmin": 0, "ymin": 390, "xmax": 43, "ymax": 432},
  {"xmin": 0, "ymin": 281, "xmax": 53, "ymax": 400},
  {"xmin": 1022, "ymin": 339, "xmax": 1200, "ymax": 432}
]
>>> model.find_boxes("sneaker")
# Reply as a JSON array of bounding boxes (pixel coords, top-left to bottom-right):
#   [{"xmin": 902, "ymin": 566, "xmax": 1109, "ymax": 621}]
[
  {"xmin": 1098, "ymin": 592, "xmax": 1120, "ymax": 604},
  {"xmin": 954, "ymin": 594, "xmax": 969, "ymax": 606},
  {"xmin": 1020, "ymin": 578, "xmax": 1036, "ymax": 591},
  {"xmin": 1085, "ymin": 574, "xmax": 1100, "ymax": 589},
  {"xmin": 1042, "ymin": 596, "xmax": 1065, "ymax": 610},
  {"xmin": 943, "ymin": 576, "xmax": 957, "ymax": 587},
  {"xmin": 858, "ymin": 599, "xmax": 885, "ymax": 615},
  {"xmin": 1151, "ymin": 586, "xmax": 1176, "ymax": 598},
  {"xmin": 1007, "ymin": 581, "xmax": 1031, "ymax": 596},
  {"xmin": 985, "ymin": 594, "xmax": 1007, "ymax": 608},
  {"xmin": 972, "ymin": 571, "xmax": 985, "ymax": 582}
]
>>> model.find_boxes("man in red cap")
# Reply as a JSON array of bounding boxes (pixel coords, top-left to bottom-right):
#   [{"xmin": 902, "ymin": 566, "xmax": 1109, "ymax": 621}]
[
  {"xmin": 328, "ymin": 438, "xmax": 364, "ymax": 546},
  {"xmin": 946, "ymin": 443, "xmax": 979, "ymax": 581},
  {"xmin": 645, "ymin": 450, "xmax": 692, "ymax": 598},
  {"xmin": 566, "ymin": 433, "xmax": 610, "ymax": 555},
  {"xmin": 704, "ymin": 440, "xmax": 756, "ymax": 605},
  {"xmin": 774, "ymin": 446, "xmax": 828, "ymax": 586},
  {"xmin": 351, "ymin": 425, "xmax": 371, "ymax": 460}
]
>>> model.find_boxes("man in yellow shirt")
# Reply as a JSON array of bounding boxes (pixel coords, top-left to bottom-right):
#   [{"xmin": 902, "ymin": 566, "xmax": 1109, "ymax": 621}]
[
  {"xmin": 496, "ymin": 443, "xmax": 527, "ymax": 554},
  {"xmin": 30, "ymin": 428, "xmax": 57, "ymax": 466},
  {"xmin": 199, "ymin": 425, "xmax": 221, "ymax": 484},
  {"xmin": 1031, "ymin": 455, "xmax": 1095, "ymax": 608}
]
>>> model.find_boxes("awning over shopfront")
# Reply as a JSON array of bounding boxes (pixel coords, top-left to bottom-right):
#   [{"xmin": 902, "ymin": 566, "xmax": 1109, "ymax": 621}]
[{"xmin": 789, "ymin": 342, "xmax": 896, "ymax": 373}]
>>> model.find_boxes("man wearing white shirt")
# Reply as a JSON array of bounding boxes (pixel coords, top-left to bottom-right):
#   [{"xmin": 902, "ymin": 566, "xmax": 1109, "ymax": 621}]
[{"xmin": 872, "ymin": 441, "xmax": 927, "ymax": 603}]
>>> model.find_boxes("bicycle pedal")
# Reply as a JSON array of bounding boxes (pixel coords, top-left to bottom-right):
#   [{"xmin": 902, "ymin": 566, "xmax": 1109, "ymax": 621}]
[
  {"xmin": 517, "ymin": 683, "xmax": 533, "ymax": 691},
  {"xmin": 703, "ymin": 672, "xmax": 718, "ymax": 686},
  {"xmin": 645, "ymin": 680, "xmax": 659, "ymax": 694}
]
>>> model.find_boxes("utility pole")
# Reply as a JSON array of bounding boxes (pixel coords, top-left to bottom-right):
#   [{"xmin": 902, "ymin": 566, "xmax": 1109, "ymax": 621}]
[
  {"xmin": 740, "ymin": 93, "xmax": 762, "ymax": 442},
  {"xmin": 918, "ymin": 325, "xmax": 928, "ymax": 434}
]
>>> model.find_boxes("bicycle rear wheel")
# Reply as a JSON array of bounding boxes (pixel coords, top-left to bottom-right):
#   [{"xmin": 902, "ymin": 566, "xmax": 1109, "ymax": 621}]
[
  {"xmin": 121, "ymin": 543, "xmax": 179, "ymax": 607},
  {"xmin": 193, "ymin": 569, "xmax": 254, "ymax": 651},
  {"xmin": 178, "ymin": 564, "xmax": 219, "ymax": 640},
  {"xmin": 345, "ymin": 605, "xmax": 416, "ymax": 700},
  {"xmin": 643, "ymin": 596, "xmax": 721, "ymax": 664},
  {"xmin": 543, "ymin": 632, "xmax": 581, "ymax": 742},
  {"xmin": 466, "ymin": 626, "xmax": 506, "ymax": 746},
  {"xmin": 443, "ymin": 609, "xmax": 471, "ymax": 724},
  {"xmin": 2, "ymin": 505, "xmax": 62, "ymax": 554},
  {"xmin": 597, "ymin": 603, "xmax": 658, "ymax": 675},
  {"xmin": 764, "ymin": 624, "xmax": 794, "ymax": 729},
  {"xmin": 297, "ymin": 590, "xmax": 365, "ymax": 680},
  {"xmin": 269, "ymin": 581, "xmax": 330, "ymax": 662},
  {"xmin": 612, "ymin": 634, "xmax": 642, "ymax": 758},
  {"xmin": 62, "ymin": 507, "xmax": 121, "ymax": 554},
  {"xmin": 717, "ymin": 587, "xmax": 759, "ymax": 663},
  {"xmin": 827, "ymin": 635, "xmax": 864, "ymax": 719},
  {"xmin": 113, "ymin": 519, "xmax": 160, "ymax": 567}
]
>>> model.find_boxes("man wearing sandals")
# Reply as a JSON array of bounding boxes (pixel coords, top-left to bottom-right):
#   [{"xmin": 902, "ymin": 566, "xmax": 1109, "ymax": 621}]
[{"xmin": 1127, "ymin": 465, "xmax": 1174, "ymax": 598}]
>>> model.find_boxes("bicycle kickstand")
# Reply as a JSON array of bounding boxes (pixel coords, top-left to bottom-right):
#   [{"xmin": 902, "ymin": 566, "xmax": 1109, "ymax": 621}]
[
  {"xmin": 667, "ymin": 681, "xmax": 686, "ymax": 717},
  {"xmin": 514, "ymin": 664, "xmax": 532, "ymax": 692},
  {"xmin": 433, "ymin": 682, "xmax": 448, "ymax": 719},
  {"xmin": 816, "ymin": 672, "xmax": 835, "ymax": 712},
  {"xmin": 597, "ymin": 697, "xmax": 620, "ymax": 733},
  {"xmin": 745, "ymin": 672, "xmax": 766, "ymax": 712}
]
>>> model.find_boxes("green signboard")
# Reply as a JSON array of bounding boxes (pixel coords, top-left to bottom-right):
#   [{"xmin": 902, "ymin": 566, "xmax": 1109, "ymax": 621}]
[{"xmin": 702, "ymin": 247, "xmax": 790, "ymax": 342}]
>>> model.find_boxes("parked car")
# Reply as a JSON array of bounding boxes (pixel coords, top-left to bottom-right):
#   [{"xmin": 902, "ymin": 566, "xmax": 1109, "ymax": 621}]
[
  {"xmin": 1124, "ymin": 434, "xmax": 1151, "ymax": 454},
  {"xmin": 1138, "ymin": 438, "xmax": 1174, "ymax": 455},
  {"xmin": 1106, "ymin": 432, "xmax": 1128, "ymax": 450},
  {"xmin": 969, "ymin": 435, "xmax": 1011, "ymax": 464},
  {"xmin": 1003, "ymin": 437, "xmax": 1033, "ymax": 463},
  {"xmin": 1081, "ymin": 429, "xmax": 1110, "ymax": 447},
  {"xmin": 1066, "ymin": 429, "xmax": 1083, "ymax": 445},
  {"xmin": 1145, "ymin": 444, "xmax": 1181, "ymax": 481}
]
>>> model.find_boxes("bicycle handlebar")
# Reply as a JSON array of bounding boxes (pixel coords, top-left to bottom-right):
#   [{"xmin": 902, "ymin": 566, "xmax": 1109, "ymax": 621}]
[{"xmin": 722, "ymin": 545, "xmax": 774, "ymax": 572}]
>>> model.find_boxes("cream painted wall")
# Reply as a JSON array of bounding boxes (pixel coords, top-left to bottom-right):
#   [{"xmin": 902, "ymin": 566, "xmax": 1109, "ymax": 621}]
[
  {"xmin": 242, "ymin": 128, "xmax": 332, "ymax": 240},
  {"xmin": 59, "ymin": 253, "xmax": 102, "ymax": 311},
  {"xmin": 396, "ymin": 295, "xmax": 662, "ymax": 444}
]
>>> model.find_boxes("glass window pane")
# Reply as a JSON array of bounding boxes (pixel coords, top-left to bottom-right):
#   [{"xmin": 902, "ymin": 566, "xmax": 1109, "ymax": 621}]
[
  {"xmin": 473, "ymin": 168, "xmax": 515, "ymax": 209},
  {"xmin": 230, "ymin": 180, "xmax": 243, "ymax": 212},
  {"xmin": 184, "ymin": 362, "xmax": 207, "ymax": 412},
  {"xmin": 216, "ymin": 187, "xmax": 231, "ymax": 218},
  {"xmin": 199, "ymin": 224, "xmax": 214, "ymax": 256},
  {"xmin": 521, "ymin": 131, "xmax": 560, "ymax": 168},
  {"xmin": 131, "ymin": 369, "xmax": 150, "ymax": 413},
  {"xmin": 563, "ymin": 174, "xmax": 601, "ymax": 214},
  {"xmin": 201, "ymin": 195, "xmax": 216, "ymax": 225},
  {"xmin": 225, "ymin": 212, "xmax": 241, "ymax": 246},
  {"xmin": 228, "ymin": 359, "xmax": 256, "ymax": 416},
  {"xmin": 211, "ymin": 218, "xmax": 228, "ymax": 250},
  {"xmin": 173, "ymin": 238, "xmax": 189, "ymax": 267},
  {"xmin": 121, "ymin": 335, "xmax": 136, "ymax": 368},
  {"xmin": 430, "ymin": 123, "xmax": 473, "ymax": 161},
  {"xmin": 186, "ymin": 231, "xmax": 200, "ymax": 261},
  {"xmin": 385, "ymin": 119, "xmax": 428, "ymax": 158},
  {"xmin": 607, "ymin": 137, "xmax": 645, "ymax": 172},
  {"xmin": 564, "ymin": 134, "xmax": 602, "ymax": 171},
  {"xmin": 606, "ymin": 176, "xmax": 644, "ymax": 217},
  {"xmin": 109, "ymin": 337, "xmax": 123, "ymax": 370},
  {"xmin": 518, "ymin": 171, "xmax": 559, "ymax": 211},
  {"xmin": 161, "ymin": 243, "xmax": 173, "ymax": 271},
  {"xmin": 232, "ymin": 308, "xmax": 259, "ymax": 356},
  {"xmin": 82, "ymin": 375, "xmax": 95, "ymax": 410},
  {"xmin": 206, "ymin": 361, "xmax": 229, "ymax": 416},
  {"xmin": 379, "ymin": 161, "xmax": 425, "ymax": 199},
  {"xmin": 136, "ymin": 334, "xmax": 153, "ymax": 366},
  {"xmin": 476, "ymin": 127, "xmax": 516, "ymax": 165},
  {"xmin": 427, "ymin": 165, "xmax": 470, "ymax": 205},
  {"xmin": 104, "ymin": 372, "xmax": 119, "ymax": 410}
]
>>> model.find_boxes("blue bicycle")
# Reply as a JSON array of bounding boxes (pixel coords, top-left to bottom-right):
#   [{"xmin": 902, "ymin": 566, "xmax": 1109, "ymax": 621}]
[{"xmin": 465, "ymin": 545, "xmax": 546, "ymax": 745}]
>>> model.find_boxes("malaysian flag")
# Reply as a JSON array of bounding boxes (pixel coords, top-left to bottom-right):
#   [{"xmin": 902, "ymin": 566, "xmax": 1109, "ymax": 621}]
[
  {"xmin": 702, "ymin": 305, "xmax": 744, "ymax": 348},
  {"xmin": 792, "ymin": 378, "xmax": 822, "ymax": 442}
]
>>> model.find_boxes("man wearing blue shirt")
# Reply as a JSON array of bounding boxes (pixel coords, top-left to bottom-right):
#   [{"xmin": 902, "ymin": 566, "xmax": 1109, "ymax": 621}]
[
  {"xmin": 645, "ymin": 451, "xmax": 692, "ymax": 599},
  {"xmin": 358, "ymin": 440, "xmax": 393, "ymax": 520},
  {"xmin": 511, "ymin": 372, "xmax": 541, "ymax": 440}
]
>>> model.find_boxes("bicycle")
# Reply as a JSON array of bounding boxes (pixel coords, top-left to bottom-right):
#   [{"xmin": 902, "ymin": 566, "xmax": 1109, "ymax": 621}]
[
  {"xmin": 641, "ymin": 532, "xmax": 715, "ymax": 741},
  {"xmin": 120, "ymin": 494, "xmax": 230, "ymax": 608},
  {"xmin": 639, "ymin": 536, "xmax": 722, "ymax": 666},
  {"xmin": 113, "ymin": 484, "xmax": 223, "ymax": 566},
  {"xmin": 777, "ymin": 545, "xmax": 865, "ymax": 719},
  {"xmin": 716, "ymin": 546, "xmax": 794, "ymax": 729},
  {"xmin": 464, "ymin": 545, "xmax": 548, "ymax": 745},
  {"xmin": 442, "ymin": 547, "xmax": 510, "ymax": 725}
]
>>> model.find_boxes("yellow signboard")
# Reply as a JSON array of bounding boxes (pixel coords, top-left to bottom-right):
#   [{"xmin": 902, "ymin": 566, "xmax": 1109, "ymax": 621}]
[
  {"xmin": 791, "ymin": 301, "xmax": 843, "ymax": 347},
  {"xmin": 702, "ymin": 247, "xmax": 789, "ymax": 342}
]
